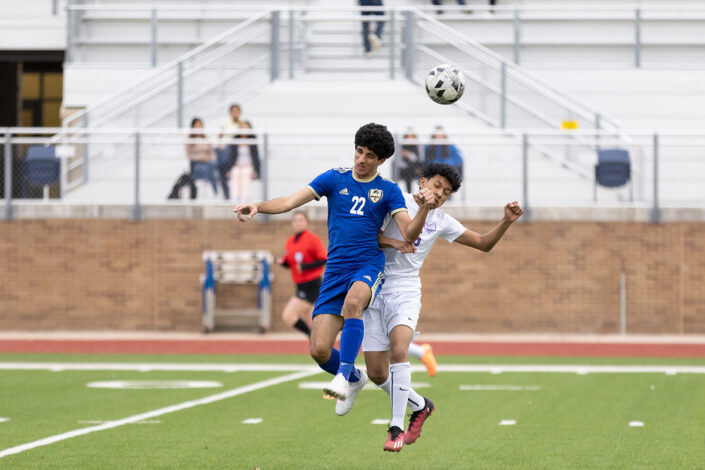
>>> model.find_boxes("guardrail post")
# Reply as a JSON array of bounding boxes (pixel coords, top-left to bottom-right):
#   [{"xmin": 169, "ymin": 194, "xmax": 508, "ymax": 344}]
[
  {"xmin": 521, "ymin": 133, "xmax": 531, "ymax": 223},
  {"xmin": 512, "ymin": 7, "xmax": 521, "ymax": 65},
  {"xmin": 389, "ymin": 9, "xmax": 396, "ymax": 79},
  {"xmin": 132, "ymin": 132, "xmax": 142, "ymax": 222},
  {"xmin": 635, "ymin": 8, "xmax": 642, "ymax": 68},
  {"xmin": 650, "ymin": 133, "xmax": 661, "ymax": 224},
  {"xmin": 595, "ymin": 113, "xmax": 601, "ymax": 150},
  {"xmin": 4, "ymin": 132, "xmax": 12, "ymax": 221},
  {"xmin": 177, "ymin": 61, "xmax": 183, "ymax": 128},
  {"xmin": 500, "ymin": 62, "xmax": 507, "ymax": 128},
  {"xmin": 150, "ymin": 8, "xmax": 158, "ymax": 67},
  {"xmin": 66, "ymin": 2, "xmax": 73, "ymax": 63},
  {"xmin": 402, "ymin": 10, "xmax": 414, "ymax": 81},
  {"xmin": 288, "ymin": 9, "xmax": 295, "ymax": 79},
  {"xmin": 271, "ymin": 10, "xmax": 281, "ymax": 81},
  {"xmin": 262, "ymin": 132, "xmax": 270, "ymax": 222},
  {"xmin": 82, "ymin": 115, "xmax": 89, "ymax": 183}
]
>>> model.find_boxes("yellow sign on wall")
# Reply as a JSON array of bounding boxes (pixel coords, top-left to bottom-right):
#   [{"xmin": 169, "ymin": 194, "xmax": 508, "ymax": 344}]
[{"xmin": 562, "ymin": 121, "xmax": 579, "ymax": 130}]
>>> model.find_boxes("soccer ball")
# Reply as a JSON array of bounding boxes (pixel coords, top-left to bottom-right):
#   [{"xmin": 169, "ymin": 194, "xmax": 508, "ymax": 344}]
[{"xmin": 425, "ymin": 64, "xmax": 465, "ymax": 105}]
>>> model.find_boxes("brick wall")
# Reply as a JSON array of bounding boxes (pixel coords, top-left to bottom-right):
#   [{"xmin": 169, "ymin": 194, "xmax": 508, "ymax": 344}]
[{"xmin": 1, "ymin": 219, "xmax": 703, "ymax": 334}]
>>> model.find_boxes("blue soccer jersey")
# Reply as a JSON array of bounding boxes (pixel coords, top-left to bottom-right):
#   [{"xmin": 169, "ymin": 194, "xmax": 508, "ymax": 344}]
[{"xmin": 307, "ymin": 167, "xmax": 407, "ymax": 273}]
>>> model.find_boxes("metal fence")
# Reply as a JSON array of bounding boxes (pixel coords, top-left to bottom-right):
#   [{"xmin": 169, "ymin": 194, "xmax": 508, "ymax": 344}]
[{"xmin": 3, "ymin": 127, "xmax": 704, "ymax": 222}]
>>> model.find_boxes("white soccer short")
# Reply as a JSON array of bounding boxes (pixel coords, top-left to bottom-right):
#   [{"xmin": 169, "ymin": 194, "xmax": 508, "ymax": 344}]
[{"xmin": 362, "ymin": 290, "xmax": 421, "ymax": 352}]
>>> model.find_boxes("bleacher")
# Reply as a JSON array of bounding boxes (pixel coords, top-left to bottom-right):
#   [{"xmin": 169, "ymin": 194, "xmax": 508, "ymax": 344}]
[{"xmin": 3, "ymin": 0, "xmax": 705, "ymax": 209}]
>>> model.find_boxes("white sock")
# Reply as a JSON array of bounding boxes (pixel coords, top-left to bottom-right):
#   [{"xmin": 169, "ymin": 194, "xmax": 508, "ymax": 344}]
[
  {"xmin": 407, "ymin": 387, "xmax": 425, "ymax": 412},
  {"xmin": 408, "ymin": 342, "xmax": 424, "ymax": 359},
  {"xmin": 378, "ymin": 375, "xmax": 391, "ymax": 394},
  {"xmin": 377, "ymin": 367, "xmax": 424, "ymax": 412},
  {"xmin": 389, "ymin": 362, "xmax": 411, "ymax": 430}
]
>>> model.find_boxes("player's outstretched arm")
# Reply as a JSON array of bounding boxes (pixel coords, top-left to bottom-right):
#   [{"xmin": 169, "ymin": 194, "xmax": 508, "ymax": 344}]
[
  {"xmin": 454, "ymin": 201, "xmax": 523, "ymax": 251},
  {"xmin": 393, "ymin": 187, "xmax": 438, "ymax": 243},
  {"xmin": 378, "ymin": 232, "xmax": 416, "ymax": 254},
  {"xmin": 233, "ymin": 188, "xmax": 315, "ymax": 222}
]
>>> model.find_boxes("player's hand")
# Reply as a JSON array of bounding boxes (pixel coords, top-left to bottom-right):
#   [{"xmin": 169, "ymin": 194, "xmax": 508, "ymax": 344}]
[
  {"xmin": 393, "ymin": 239, "xmax": 416, "ymax": 254},
  {"xmin": 417, "ymin": 188, "xmax": 439, "ymax": 208},
  {"xmin": 234, "ymin": 203, "xmax": 258, "ymax": 222},
  {"xmin": 504, "ymin": 201, "xmax": 523, "ymax": 222}
]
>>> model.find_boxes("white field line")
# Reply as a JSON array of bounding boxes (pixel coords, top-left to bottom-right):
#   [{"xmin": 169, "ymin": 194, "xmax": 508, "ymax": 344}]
[
  {"xmin": 460, "ymin": 385, "xmax": 541, "ymax": 391},
  {"xmin": 1, "ymin": 363, "xmax": 705, "ymax": 374},
  {"xmin": 0, "ymin": 369, "xmax": 319, "ymax": 460}
]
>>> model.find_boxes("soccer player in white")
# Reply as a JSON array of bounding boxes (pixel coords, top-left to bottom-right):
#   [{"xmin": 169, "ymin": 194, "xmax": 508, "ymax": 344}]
[{"xmin": 341, "ymin": 163, "xmax": 523, "ymax": 452}]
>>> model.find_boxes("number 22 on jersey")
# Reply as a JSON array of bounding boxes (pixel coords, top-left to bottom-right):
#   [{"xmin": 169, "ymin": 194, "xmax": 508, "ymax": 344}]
[{"xmin": 349, "ymin": 196, "xmax": 366, "ymax": 215}]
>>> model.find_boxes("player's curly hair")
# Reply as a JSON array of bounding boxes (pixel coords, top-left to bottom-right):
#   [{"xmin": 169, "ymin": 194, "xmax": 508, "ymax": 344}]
[
  {"xmin": 354, "ymin": 123, "xmax": 395, "ymax": 160},
  {"xmin": 422, "ymin": 163, "xmax": 462, "ymax": 193}
]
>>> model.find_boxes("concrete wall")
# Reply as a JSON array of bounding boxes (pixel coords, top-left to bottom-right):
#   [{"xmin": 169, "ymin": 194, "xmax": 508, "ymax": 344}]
[{"xmin": 1, "ymin": 216, "xmax": 703, "ymax": 334}]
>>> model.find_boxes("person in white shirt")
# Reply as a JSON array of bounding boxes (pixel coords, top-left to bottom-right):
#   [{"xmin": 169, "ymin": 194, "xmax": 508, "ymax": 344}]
[{"xmin": 335, "ymin": 163, "xmax": 523, "ymax": 452}]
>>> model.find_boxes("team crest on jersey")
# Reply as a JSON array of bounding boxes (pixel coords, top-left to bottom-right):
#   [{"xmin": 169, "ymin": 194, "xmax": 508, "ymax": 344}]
[
  {"xmin": 368, "ymin": 188, "xmax": 383, "ymax": 203},
  {"xmin": 424, "ymin": 221, "xmax": 437, "ymax": 234}
]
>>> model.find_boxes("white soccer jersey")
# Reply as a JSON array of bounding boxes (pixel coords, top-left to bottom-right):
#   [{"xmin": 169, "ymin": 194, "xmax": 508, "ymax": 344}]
[{"xmin": 380, "ymin": 192, "xmax": 466, "ymax": 292}]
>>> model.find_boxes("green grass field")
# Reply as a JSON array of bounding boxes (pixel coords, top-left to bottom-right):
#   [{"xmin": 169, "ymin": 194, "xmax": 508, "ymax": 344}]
[{"xmin": 1, "ymin": 353, "xmax": 704, "ymax": 469}]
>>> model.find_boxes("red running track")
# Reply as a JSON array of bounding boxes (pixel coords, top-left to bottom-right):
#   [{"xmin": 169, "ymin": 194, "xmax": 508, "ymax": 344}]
[{"xmin": 0, "ymin": 339, "xmax": 704, "ymax": 357}]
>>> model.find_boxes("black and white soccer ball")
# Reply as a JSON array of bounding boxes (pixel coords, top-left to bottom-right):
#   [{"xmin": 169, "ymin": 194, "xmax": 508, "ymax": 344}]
[{"xmin": 425, "ymin": 64, "xmax": 465, "ymax": 105}]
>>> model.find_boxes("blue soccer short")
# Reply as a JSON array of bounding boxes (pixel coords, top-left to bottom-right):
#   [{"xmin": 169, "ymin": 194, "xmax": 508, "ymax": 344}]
[{"xmin": 312, "ymin": 264, "xmax": 385, "ymax": 317}]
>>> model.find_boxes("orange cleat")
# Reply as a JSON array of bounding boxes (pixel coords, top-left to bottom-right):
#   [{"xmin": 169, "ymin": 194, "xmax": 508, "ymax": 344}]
[{"xmin": 420, "ymin": 343, "xmax": 437, "ymax": 378}]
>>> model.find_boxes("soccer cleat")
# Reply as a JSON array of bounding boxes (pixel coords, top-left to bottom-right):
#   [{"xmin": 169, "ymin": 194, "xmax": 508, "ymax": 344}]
[
  {"xmin": 335, "ymin": 370, "xmax": 368, "ymax": 416},
  {"xmin": 405, "ymin": 397, "xmax": 434, "ymax": 445},
  {"xmin": 420, "ymin": 343, "xmax": 438, "ymax": 378},
  {"xmin": 368, "ymin": 33, "xmax": 381, "ymax": 51},
  {"xmin": 383, "ymin": 426, "xmax": 405, "ymax": 452},
  {"xmin": 322, "ymin": 373, "xmax": 348, "ymax": 401},
  {"xmin": 322, "ymin": 393, "xmax": 336, "ymax": 400}
]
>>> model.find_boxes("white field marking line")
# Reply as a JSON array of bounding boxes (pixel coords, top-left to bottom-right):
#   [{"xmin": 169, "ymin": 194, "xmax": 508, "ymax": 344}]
[
  {"xmin": 460, "ymin": 385, "xmax": 541, "ymax": 391},
  {"xmin": 77, "ymin": 420, "xmax": 161, "ymax": 425},
  {"xmin": 629, "ymin": 421, "xmax": 645, "ymax": 427},
  {"xmin": 499, "ymin": 420, "xmax": 517, "ymax": 426},
  {"xmin": 0, "ymin": 368, "xmax": 319, "ymax": 460},
  {"xmin": 86, "ymin": 380, "xmax": 223, "ymax": 389},
  {"xmin": 1, "ymin": 363, "xmax": 704, "ymax": 375},
  {"xmin": 0, "ymin": 418, "xmax": 9, "ymax": 423},
  {"xmin": 298, "ymin": 381, "xmax": 430, "ymax": 390},
  {"xmin": 242, "ymin": 418, "xmax": 262, "ymax": 424},
  {"xmin": 371, "ymin": 419, "xmax": 390, "ymax": 425}
]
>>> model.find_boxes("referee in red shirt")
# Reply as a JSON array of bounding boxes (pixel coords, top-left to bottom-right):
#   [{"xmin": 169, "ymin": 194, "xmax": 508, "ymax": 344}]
[{"xmin": 277, "ymin": 211, "xmax": 327, "ymax": 337}]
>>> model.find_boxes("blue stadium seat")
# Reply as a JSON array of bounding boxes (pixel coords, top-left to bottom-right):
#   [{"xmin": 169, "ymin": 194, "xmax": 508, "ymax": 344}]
[
  {"xmin": 594, "ymin": 149, "xmax": 632, "ymax": 202},
  {"xmin": 24, "ymin": 146, "xmax": 60, "ymax": 200}
]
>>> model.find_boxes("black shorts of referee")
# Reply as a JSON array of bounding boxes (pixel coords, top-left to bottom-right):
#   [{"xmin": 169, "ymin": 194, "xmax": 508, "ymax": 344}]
[{"xmin": 296, "ymin": 277, "xmax": 322, "ymax": 305}]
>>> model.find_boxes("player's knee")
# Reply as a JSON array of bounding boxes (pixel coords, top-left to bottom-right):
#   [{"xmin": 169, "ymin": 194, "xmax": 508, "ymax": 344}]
[
  {"xmin": 390, "ymin": 346, "xmax": 409, "ymax": 364},
  {"xmin": 367, "ymin": 368, "xmax": 388, "ymax": 385},
  {"xmin": 309, "ymin": 341, "xmax": 330, "ymax": 365},
  {"xmin": 341, "ymin": 298, "xmax": 364, "ymax": 318}
]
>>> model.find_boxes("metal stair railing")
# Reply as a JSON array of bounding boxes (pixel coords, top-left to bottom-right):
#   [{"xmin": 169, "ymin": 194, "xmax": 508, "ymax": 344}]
[
  {"xmin": 404, "ymin": 8, "xmax": 633, "ymax": 180},
  {"xmin": 56, "ymin": 9, "xmax": 279, "ymax": 192}
]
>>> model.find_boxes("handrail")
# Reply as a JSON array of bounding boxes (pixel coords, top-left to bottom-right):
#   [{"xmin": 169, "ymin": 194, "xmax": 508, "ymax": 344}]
[
  {"xmin": 411, "ymin": 8, "xmax": 623, "ymax": 131},
  {"xmin": 63, "ymin": 8, "xmax": 272, "ymax": 128}
]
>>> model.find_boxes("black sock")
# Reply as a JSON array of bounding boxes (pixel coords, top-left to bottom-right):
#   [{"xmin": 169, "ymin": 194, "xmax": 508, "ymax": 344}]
[{"xmin": 293, "ymin": 319, "xmax": 311, "ymax": 337}]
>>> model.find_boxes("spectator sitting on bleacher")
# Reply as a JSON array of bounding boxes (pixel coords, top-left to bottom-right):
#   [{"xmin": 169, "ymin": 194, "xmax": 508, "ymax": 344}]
[
  {"xmin": 227, "ymin": 121, "xmax": 260, "ymax": 203},
  {"xmin": 424, "ymin": 125, "xmax": 463, "ymax": 177},
  {"xmin": 396, "ymin": 127, "xmax": 424, "ymax": 193},
  {"xmin": 167, "ymin": 117, "xmax": 216, "ymax": 200}
]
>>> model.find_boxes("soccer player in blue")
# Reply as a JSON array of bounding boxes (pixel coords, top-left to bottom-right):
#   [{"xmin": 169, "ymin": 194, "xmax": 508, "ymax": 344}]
[{"xmin": 234, "ymin": 123, "xmax": 438, "ymax": 406}]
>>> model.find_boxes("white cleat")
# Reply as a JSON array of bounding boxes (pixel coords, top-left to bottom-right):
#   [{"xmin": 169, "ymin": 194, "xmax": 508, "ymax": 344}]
[
  {"xmin": 323, "ymin": 373, "xmax": 349, "ymax": 401},
  {"xmin": 335, "ymin": 370, "xmax": 368, "ymax": 416}
]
